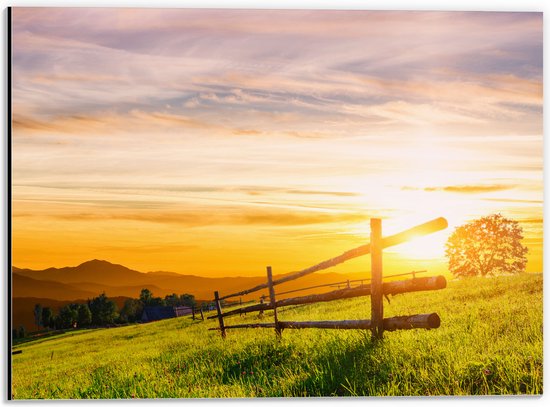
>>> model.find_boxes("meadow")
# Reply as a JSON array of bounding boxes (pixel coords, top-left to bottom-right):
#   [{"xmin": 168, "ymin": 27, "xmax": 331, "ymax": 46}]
[{"xmin": 11, "ymin": 273, "xmax": 543, "ymax": 398}]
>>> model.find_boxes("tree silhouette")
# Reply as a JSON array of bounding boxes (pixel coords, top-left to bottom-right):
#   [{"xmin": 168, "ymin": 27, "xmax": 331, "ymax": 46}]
[
  {"xmin": 445, "ymin": 214, "xmax": 528, "ymax": 277},
  {"xmin": 179, "ymin": 294, "xmax": 196, "ymax": 308},
  {"xmin": 59, "ymin": 305, "xmax": 78, "ymax": 329},
  {"xmin": 41, "ymin": 307, "xmax": 53, "ymax": 329},
  {"xmin": 88, "ymin": 293, "xmax": 118, "ymax": 325},
  {"xmin": 139, "ymin": 288, "xmax": 153, "ymax": 305},
  {"xmin": 33, "ymin": 304, "xmax": 43, "ymax": 328},
  {"xmin": 164, "ymin": 293, "xmax": 179, "ymax": 307},
  {"xmin": 18, "ymin": 325, "xmax": 26, "ymax": 339},
  {"xmin": 139, "ymin": 288, "xmax": 164, "ymax": 306},
  {"xmin": 120, "ymin": 298, "xmax": 143, "ymax": 322},
  {"xmin": 77, "ymin": 304, "xmax": 92, "ymax": 327}
]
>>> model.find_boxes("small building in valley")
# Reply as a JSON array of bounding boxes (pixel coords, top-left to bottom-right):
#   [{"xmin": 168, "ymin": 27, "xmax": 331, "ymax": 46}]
[{"xmin": 141, "ymin": 306, "xmax": 193, "ymax": 322}]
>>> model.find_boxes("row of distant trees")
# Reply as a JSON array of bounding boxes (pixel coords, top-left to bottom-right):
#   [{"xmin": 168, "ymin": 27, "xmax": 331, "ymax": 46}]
[
  {"xmin": 30, "ymin": 289, "xmax": 196, "ymax": 333},
  {"xmin": 33, "ymin": 296, "xmax": 105, "ymax": 331},
  {"xmin": 119, "ymin": 289, "xmax": 196, "ymax": 323}
]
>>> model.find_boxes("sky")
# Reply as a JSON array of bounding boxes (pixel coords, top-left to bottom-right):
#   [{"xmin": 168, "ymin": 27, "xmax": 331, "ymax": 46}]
[{"xmin": 11, "ymin": 8, "xmax": 543, "ymax": 277}]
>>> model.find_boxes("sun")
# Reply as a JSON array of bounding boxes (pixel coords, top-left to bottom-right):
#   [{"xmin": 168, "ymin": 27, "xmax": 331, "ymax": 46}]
[
  {"xmin": 345, "ymin": 215, "xmax": 451, "ymax": 261},
  {"xmin": 387, "ymin": 232, "xmax": 449, "ymax": 260}
]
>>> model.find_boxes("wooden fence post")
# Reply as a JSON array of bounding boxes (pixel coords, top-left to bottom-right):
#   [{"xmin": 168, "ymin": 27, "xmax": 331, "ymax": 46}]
[
  {"xmin": 259, "ymin": 296, "xmax": 265, "ymax": 317},
  {"xmin": 267, "ymin": 266, "xmax": 282, "ymax": 338},
  {"xmin": 370, "ymin": 218, "xmax": 384, "ymax": 339},
  {"xmin": 214, "ymin": 291, "xmax": 226, "ymax": 339},
  {"xmin": 200, "ymin": 307, "xmax": 204, "ymax": 321},
  {"xmin": 192, "ymin": 307, "xmax": 196, "ymax": 320}
]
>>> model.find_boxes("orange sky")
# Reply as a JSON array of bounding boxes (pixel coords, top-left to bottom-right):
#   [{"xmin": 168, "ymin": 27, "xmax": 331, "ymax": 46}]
[{"xmin": 11, "ymin": 9, "xmax": 543, "ymax": 277}]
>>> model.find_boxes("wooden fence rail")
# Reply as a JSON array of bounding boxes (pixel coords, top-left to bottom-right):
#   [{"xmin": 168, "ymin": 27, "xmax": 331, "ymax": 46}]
[
  {"xmin": 218, "ymin": 217, "xmax": 447, "ymax": 301},
  {"xmin": 275, "ymin": 270, "xmax": 427, "ymax": 296},
  {"xmin": 210, "ymin": 313, "xmax": 440, "ymax": 332},
  {"xmin": 208, "ymin": 276, "xmax": 446, "ymax": 320},
  {"xmin": 210, "ymin": 217, "xmax": 448, "ymax": 340}
]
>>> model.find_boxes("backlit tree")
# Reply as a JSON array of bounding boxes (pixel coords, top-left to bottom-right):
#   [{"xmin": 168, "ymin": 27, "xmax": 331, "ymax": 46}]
[{"xmin": 445, "ymin": 214, "xmax": 528, "ymax": 277}]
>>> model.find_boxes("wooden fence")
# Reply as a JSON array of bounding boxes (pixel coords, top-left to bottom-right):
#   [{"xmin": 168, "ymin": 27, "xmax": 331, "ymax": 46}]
[
  {"xmin": 209, "ymin": 217, "xmax": 448, "ymax": 339},
  {"xmin": 267, "ymin": 269, "xmax": 427, "ymax": 298}
]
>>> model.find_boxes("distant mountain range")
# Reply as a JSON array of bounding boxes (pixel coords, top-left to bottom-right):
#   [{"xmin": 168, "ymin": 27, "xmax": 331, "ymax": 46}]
[
  {"xmin": 12, "ymin": 259, "xmax": 368, "ymax": 331},
  {"xmin": 13, "ymin": 259, "xmax": 368, "ymax": 301},
  {"xmin": 12, "ymin": 259, "xmax": 268, "ymax": 300}
]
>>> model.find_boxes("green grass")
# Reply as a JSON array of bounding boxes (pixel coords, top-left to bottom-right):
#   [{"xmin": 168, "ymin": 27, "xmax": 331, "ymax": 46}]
[{"xmin": 11, "ymin": 273, "xmax": 543, "ymax": 398}]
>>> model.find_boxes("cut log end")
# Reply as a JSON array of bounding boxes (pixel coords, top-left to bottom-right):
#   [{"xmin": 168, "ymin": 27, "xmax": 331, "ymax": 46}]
[
  {"xmin": 383, "ymin": 313, "xmax": 441, "ymax": 331},
  {"xmin": 435, "ymin": 275, "xmax": 447, "ymax": 289},
  {"xmin": 427, "ymin": 312, "xmax": 441, "ymax": 328}
]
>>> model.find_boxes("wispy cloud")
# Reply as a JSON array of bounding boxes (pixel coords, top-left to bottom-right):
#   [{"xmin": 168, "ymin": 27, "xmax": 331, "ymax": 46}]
[
  {"xmin": 483, "ymin": 198, "xmax": 542, "ymax": 204},
  {"xmin": 12, "ymin": 9, "xmax": 542, "ymax": 139},
  {"xmin": 16, "ymin": 207, "xmax": 368, "ymax": 228},
  {"xmin": 519, "ymin": 218, "xmax": 543, "ymax": 224},
  {"xmin": 11, "ymin": 8, "xmax": 543, "ymax": 273},
  {"xmin": 95, "ymin": 243, "xmax": 198, "ymax": 254},
  {"xmin": 414, "ymin": 184, "xmax": 516, "ymax": 194},
  {"xmin": 12, "ymin": 110, "xmax": 221, "ymax": 135},
  {"xmin": 13, "ymin": 182, "xmax": 359, "ymax": 199}
]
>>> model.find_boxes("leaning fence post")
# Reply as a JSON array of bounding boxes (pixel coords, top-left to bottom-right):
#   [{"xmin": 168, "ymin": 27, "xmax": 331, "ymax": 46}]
[
  {"xmin": 370, "ymin": 218, "xmax": 384, "ymax": 339},
  {"xmin": 266, "ymin": 266, "xmax": 282, "ymax": 338},
  {"xmin": 259, "ymin": 296, "xmax": 265, "ymax": 317},
  {"xmin": 214, "ymin": 291, "xmax": 226, "ymax": 339}
]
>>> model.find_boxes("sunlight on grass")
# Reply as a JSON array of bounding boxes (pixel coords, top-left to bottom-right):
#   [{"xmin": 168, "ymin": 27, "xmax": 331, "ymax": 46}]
[{"xmin": 11, "ymin": 273, "xmax": 542, "ymax": 398}]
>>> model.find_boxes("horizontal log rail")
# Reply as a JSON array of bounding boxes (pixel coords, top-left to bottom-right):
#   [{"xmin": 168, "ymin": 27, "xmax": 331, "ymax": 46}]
[
  {"xmin": 208, "ymin": 313, "xmax": 440, "ymax": 331},
  {"xmin": 210, "ymin": 322, "xmax": 277, "ymax": 329},
  {"xmin": 383, "ymin": 313, "xmax": 441, "ymax": 331},
  {"xmin": 218, "ymin": 217, "xmax": 447, "ymax": 300},
  {"xmin": 384, "ymin": 275, "xmax": 446, "ymax": 295},
  {"xmin": 277, "ymin": 270, "xmax": 428, "ymax": 297},
  {"xmin": 208, "ymin": 276, "xmax": 446, "ymax": 320},
  {"xmin": 276, "ymin": 279, "xmax": 356, "ymax": 297},
  {"xmin": 383, "ymin": 269, "xmax": 427, "ymax": 280}
]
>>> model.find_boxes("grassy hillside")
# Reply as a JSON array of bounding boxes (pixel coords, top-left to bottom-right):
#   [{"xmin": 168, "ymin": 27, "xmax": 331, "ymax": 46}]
[{"xmin": 11, "ymin": 273, "xmax": 542, "ymax": 398}]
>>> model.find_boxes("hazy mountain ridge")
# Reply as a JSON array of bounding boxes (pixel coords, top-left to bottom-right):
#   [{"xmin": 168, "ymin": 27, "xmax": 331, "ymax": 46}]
[
  {"xmin": 12, "ymin": 259, "xmax": 373, "ymax": 332},
  {"xmin": 13, "ymin": 259, "xmax": 369, "ymax": 302},
  {"xmin": 13, "ymin": 274, "xmax": 98, "ymax": 301},
  {"xmin": 13, "ymin": 260, "xmax": 147, "ymax": 286}
]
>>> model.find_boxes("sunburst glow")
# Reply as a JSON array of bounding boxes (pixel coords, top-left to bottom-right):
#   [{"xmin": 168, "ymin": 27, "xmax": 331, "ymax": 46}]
[{"xmin": 10, "ymin": 9, "xmax": 542, "ymax": 277}]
